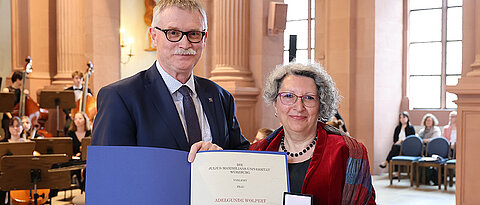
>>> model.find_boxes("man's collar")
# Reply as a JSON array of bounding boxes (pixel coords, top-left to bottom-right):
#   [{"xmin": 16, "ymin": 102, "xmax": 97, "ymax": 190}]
[{"xmin": 156, "ymin": 61, "xmax": 196, "ymax": 95}]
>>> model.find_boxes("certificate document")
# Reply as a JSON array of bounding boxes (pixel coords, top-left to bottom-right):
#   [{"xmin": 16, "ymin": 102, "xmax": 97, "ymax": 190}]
[
  {"xmin": 191, "ymin": 151, "xmax": 289, "ymax": 205},
  {"xmin": 86, "ymin": 146, "xmax": 288, "ymax": 205}
]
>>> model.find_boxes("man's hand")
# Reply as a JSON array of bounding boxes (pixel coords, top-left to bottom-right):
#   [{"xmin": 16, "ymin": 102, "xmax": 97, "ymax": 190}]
[{"xmin": 188, "ymin": 141, "xmax": 223, "ymax": 163}]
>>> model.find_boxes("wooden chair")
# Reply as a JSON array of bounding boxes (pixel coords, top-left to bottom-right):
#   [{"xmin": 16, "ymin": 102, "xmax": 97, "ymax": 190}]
[
  {"xmin": 444, "ymin": 143, "xmax": 456, "ymax": 190},
  {"xmin": 415, "ymin": 137, "xmax": 449, "ymax": 189},
  {"xmin": 389, "ymin": 135, "xmax": 423, "ymax": 186}
]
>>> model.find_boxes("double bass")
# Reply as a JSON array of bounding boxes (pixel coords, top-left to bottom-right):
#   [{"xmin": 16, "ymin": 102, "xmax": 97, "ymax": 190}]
[
  {"xmin": 10, "ymin": 57, "xmax": 51, "ymax": 138},
  {"xmin": 70, "ymin": 61, "xmax": 97, "ymax": 123}
]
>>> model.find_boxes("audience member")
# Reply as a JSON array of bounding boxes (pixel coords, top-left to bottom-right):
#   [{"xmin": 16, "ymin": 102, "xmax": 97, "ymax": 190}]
[
  {"xmin": 443, "ymin": 111, "xmax": 457, "ymax": 150},
  {"xmin": 379, "ymin": 111, "xmax": 416, "ymax": 168},
  {"xmin": 252, "ymin": 128, "xmax": 273, "ymax": 144},
  {"xmin": 418, "ymin": 113, "xmax": 441, "ymax": 143}
]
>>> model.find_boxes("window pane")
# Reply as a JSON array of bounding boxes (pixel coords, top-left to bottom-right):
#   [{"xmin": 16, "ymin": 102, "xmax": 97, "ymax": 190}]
[
  {"xmin": 295, "ymin": 49, "xmax": 309, "ymax": 63},
  {"xmin": 285, "ymin": 21, "xmax": 309, "ymax": 49},
  {"xmin": 446, "ymin": 41, "xmax": 462, "ymax": 75},
  {"xmin": 285, "ymin": 0, "xmax": 308, "ymax": 21},
  {"xmin": 448, "ymin": 0, "xmax": 463, "ymax": 7},
  {"xmin": 409, "ymin": 42, "xmax": 442, "ymax": 75},
  {"xmin": 447, "ymin": 7, "xmax": 462, "ymax": 40},
  {"xmin": 311, "ymin": 0, "xmax": 315, "ymax": 18},
  {"xmin": 410, "ymin": 9, "xmax": 442, "ymax": 42},
  {"xmin": 409, "ymin": 76, "xmax": 441, "ymax": 109},
  {"xmin": 446, "ymin": 92, "xmax": 458, "ymax": 108},
  {"xmin": 446, "ymin": 75, "xmax": 461, "ymax": 85},
  {"xmin": 410, "ymin": 0, "xmax": 442, "ymax": 10}
]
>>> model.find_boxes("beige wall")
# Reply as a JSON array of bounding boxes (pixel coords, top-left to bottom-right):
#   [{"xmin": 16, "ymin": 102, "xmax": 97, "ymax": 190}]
[
  {"xmin": 119, "ymin": 0, "xmax": 156, "ymax": 79},
  {"xmin": 250, "ymin": 0, "xmax": 283, "ymax": 132},
  {"xmin": 0, "ymin": 0, "xmax": 12, "ymax": 89},
  {"xmin": 373, "ymin": 0, "xmax": 403, "ymax": 174},
  {"xmin": 315, "ymin": 0, "xmax": 404, "ymax": 173}
]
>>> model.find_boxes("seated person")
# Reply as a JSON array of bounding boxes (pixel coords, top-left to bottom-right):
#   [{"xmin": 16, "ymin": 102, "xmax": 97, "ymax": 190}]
[
  {"xmin": 326, "ymin": 116, "xmax": 345, "ymax": 130},
  {"xmin": 66, "ymin": 112, "xmax": 91, "ymax": 192},
  {"xmin": 0, "ymin": 116, "xmax": 28, "ymax": 204},
  {"xmin": 252, "ymin": 128, "xmax": 273, "ymax": 144},
  {"xmin": 20, "ymin": 116, "xmax": 39, "ymax": 139},
  {"xmin": 67, "ymin": 112, "xmax": 91, "ymax": 158},
  {"xmin": 443, "ymin": 111, "xmax": 457, "ymax": 150},
  {"xmin": 250, "ymin": 62, "xmax": 375, "ymax": 204},
  {"xmin": 418, "ymin": 113, "xmax": 441, "ymax": 143},
  {"xmin": 379, "ymin": 111, "xmax": 416, "ymax": 168},
  {"xmin": 1, "ymin": 116, "xmax": 28, "ymax": 143}
]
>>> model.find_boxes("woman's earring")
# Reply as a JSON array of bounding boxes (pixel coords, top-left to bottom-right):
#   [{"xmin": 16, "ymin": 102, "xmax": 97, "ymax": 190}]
[{"xmin": 274, "ymin": 112, "xmax": 278, "ymax": 118}]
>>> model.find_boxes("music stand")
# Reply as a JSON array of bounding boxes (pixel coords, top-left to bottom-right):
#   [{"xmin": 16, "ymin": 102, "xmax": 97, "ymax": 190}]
[
  {"xmin": 0, "ymin": 154, "xmax": 70, "ymax": 205},
  {"xmin": 0, "ymin": 93, "xmax": 15, "ymax": 112},
  {"xmin": 38, "ymin": 90, "xmax": 76, "ymax": 136},
  {"xmin": 0, "ymin": 141, "xmax": 36, "ymax": 157},
  {"xmin": 32, "ymin": 137, "xmax": 73, "ymax": 158},
  {"xmin": 81, "ymin": 137, "xmax": 91, "ymax": 161}
]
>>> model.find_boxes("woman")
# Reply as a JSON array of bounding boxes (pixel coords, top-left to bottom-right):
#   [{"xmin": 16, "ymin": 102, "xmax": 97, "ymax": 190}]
[
  {"xmin": 443, "ymin": 111, "xmax": 457, "ymax": 150},
  {"xmin": 418, "ymin": 113, "xmax": 441, "ymax": 143},
  {"xmin": 20, "ymin": 116, "xmax": 39, "ymax": 139},
  {"xmin": 250, "ymin": 62, "xmax": 375, "ymax": 205},
  {"xmin": 67, "ymin": 112, "xmax": 91, "ymax": 158},
  {"xmin": 0, "ymin": 117, "xmax": 27, "ymax": 204},
  {"xmin": 379, "ymin": 111, "xmax": 416, "ymax": 168},
  {"xmin": 1, "ymin": 116, "xmax": 28, "ymax": 143}
]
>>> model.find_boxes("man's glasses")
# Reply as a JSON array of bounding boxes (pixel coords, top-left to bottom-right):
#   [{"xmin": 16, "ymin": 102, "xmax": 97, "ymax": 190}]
[
  {"xmin": 277, "ymin": 92, "xmax": 319, "ymax": 108},
  {"xmin": 155, "ymin": 27, "xmax": 206, "ymax": 43}
]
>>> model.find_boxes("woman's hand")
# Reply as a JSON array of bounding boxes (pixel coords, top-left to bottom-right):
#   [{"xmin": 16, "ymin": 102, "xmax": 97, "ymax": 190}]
[
  {"xmin": 188, "ymin": 141, "xmax": 223, "ymax": 163},
  {"xmin": 394, "ymin": 140, "xmax": 402, "ymax": 145}
]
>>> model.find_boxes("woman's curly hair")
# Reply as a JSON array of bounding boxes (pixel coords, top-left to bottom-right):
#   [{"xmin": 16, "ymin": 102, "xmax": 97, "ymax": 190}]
[{"xmin": 263, "ymin": 62, "xmax": 340, "ymax": 121}]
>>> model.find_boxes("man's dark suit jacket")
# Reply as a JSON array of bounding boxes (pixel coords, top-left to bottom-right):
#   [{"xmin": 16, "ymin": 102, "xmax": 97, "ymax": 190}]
[{"xmin": 92, "ymin": 63, "xmax": 250, "ymax": 151}]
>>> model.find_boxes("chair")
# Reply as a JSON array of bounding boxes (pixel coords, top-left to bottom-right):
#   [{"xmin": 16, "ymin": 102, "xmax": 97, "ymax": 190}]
[
  {"xmin": 444, "ymin": 143, "xmax": 456, "ymax": 190},
  {"xmin": 416, "ymin": 137, "xmax": 450, "ymax": 189},
  {"xmin": 389, "ymin": 135, "xmax": 423, "ymax": 186}
]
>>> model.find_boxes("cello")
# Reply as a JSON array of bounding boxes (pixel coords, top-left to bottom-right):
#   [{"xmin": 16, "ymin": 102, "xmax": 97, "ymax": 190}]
[
  {"xmin": 70, "ymin": 61, "xmax": 97, "ymax": 124},
  {"xmin": 10, "ymin": 57, "xmax": 51, "ymax": 138}
]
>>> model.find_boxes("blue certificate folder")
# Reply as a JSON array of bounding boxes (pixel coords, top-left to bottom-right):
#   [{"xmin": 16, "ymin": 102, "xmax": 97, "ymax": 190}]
[
  {"xmin": 86, "ymin": 146, "xmax": 191, "ymax": 204},
  {"xmin": 86, "ymin": 146, "xmax": 289, "ymax": 205}
]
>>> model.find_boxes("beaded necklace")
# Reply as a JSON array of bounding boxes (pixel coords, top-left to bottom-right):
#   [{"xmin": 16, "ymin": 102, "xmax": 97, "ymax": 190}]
[{"xmin": 280, "ymin": 135, "xmax": 317, "ymax": 157}]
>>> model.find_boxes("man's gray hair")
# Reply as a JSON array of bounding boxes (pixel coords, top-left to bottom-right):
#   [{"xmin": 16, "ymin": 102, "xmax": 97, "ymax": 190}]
[
  {"xmin": 151, "ymin": 0, "xmax": 208, "ymax": 30},
  {"xmin": 263, "ymin": 62, "xmax": 340, "ymax": 121}
]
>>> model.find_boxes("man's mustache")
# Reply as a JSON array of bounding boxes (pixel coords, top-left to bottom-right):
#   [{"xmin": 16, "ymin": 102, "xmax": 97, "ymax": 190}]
[{"xmin": 174, "ymin": 48, "xmax": 196, "ymax": 55}]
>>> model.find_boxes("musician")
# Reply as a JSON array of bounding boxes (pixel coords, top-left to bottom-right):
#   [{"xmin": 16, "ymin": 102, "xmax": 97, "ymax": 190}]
[
  {"xmin": 67, "ymin": 112, "xmax": 91, "ymax": 158},
  {"xmin": 67, "ymin": 112, "xmax": 91, "ymax": 192},
  {"xmin": 20, "ymin": 116, "xmax": 39, "ymax": 139},
  {"xmin": 92, "ymin": 0, "xmax": 250, "ymax": 161},
  {"xmin": 1, "ymin": 71, "xmax": 28, "ymax": 139},
  {"xmin": 63, "ymin": 71, "xmax": 92, "ymax": 135},
  {"xmin": 1, "ymin": 117, "xmax": 28, "ymax": 143}
]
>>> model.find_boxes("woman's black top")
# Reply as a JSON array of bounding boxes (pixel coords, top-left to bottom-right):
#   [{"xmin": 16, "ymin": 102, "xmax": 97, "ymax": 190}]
[
  {"xmin": 288, "ymin": 158, "xmax": 311, "ymax": 194},
  {"xmin": 67, "ymin": 130, "xmax": 91, "ymax": 156},
  {"xmin": 393, "ymin": 125, "xmax": 416, "ymax": 143}
]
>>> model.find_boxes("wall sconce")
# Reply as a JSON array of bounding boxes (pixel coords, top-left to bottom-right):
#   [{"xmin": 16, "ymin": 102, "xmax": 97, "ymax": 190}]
[{"xmin": 121, "ymin": 27, "xmax": 135, "ymax": 64}]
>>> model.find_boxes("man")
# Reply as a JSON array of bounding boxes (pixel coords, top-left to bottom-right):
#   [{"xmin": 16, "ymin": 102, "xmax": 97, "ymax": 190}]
[
  {"xmin": 63, "ymin": 71, "xmax": 92, "ymax": 135},
  {"xmin": 92, "ymin": 0, "xmax": 250, "ymax": 161}
]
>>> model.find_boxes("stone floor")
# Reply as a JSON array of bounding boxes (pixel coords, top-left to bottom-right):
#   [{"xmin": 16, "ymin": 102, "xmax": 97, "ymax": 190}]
[{"xmin": 373, "ymin": 173, "xmax": 455, "ymax": 205}]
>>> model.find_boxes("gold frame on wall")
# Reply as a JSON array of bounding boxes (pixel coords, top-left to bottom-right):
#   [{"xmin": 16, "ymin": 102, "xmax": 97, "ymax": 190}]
[{"xmin": 144, "ymin": 0, "xmax": 156, "ymax": 51}]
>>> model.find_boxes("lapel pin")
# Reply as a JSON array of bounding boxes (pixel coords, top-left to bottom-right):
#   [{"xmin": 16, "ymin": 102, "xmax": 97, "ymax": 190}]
[{"xmin": 208, "ymin": 98, "xmax": 213, "ymax": 102}]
